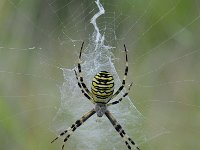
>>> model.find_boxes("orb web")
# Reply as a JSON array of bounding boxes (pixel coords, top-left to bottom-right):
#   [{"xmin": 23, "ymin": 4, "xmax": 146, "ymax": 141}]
[
  {"xmin": 1, "ymin": 0, "xmax": 200, "ymax": 149},
  {"xmin": 50, "ymin": 0, "xmax": 144, "ymax": 149}
]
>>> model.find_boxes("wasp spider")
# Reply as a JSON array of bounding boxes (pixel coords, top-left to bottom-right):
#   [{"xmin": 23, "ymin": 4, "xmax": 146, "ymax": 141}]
[{"xmin": 51, "ymin": 42, "xmax": 140, "ymax": 150}]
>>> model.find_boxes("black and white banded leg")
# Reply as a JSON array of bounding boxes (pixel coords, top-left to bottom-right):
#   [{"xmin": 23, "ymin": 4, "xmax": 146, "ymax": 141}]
[
  {"xmin": 74, "ymin": 70, "xmax": 95, "ymax": 104},
  {"xmin": 51, "ymin": 109, "xmax": 96, "ymax": 150},
  {"xmin": 107, "ymin": 82, "xmax": 133, "ymax": 106},
  {"xmin": 77, "ymin": 42, "xmax": 93, "ymax": 97},
  {"xmin": 105, "ymin": 110, "xmax": 140, "ymax": 150},
  {"xmin": 111, "ymin": 44, "xmax": 128, "ymax": 99}
]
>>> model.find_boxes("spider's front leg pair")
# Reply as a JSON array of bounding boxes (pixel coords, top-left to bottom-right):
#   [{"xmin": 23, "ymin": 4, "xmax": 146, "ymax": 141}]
[
  {"xmin": 51, "ymin": 109, "xmax": 140, "ymax": 150},
  {"xmin": 105, "ymin": 110, "xmax": 140, "ymax": 150},
  {"xmin": 51, "ymin": 109, "xmax": 96, "ymax": 150}
]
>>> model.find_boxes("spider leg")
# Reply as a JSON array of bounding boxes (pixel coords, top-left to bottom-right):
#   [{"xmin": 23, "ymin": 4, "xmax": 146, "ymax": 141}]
[
  {"xmin": 111, "ymin": 44, "xmax": 128, "ymax": 99},
  {"xmin": 105, "ymin": 110, "xmax": 140, "ymax": 150},
  {"xmin": 74, "ymin": 70, "xmax": 95, "ymax": 104},
  {"xmin": 107, "ymin": 82, "xmax": 133, "ymax": 106},
  {"xmin": 77, "ymin": 42, "xmax": 93, "ymax": 97},
  {"xmin": 51, "ymin": 109, "xmax": 96, "ymax": 150}
]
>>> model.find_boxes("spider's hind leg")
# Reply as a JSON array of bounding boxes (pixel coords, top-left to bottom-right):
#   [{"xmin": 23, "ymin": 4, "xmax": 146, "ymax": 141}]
[
  {"xmin": 77, "ymin": 42, "xmax": 93, "ymax": 97},
  {"xmin": 74, "ymin": 70, "xmax": 95, "ymax": 104},
  {"xmin": 107, "ymin": 82, "xmax": 133, "ymax": 106},
  {"xmin": 111, "ymin": 44, "xmax": 129, "ymax": 100}
]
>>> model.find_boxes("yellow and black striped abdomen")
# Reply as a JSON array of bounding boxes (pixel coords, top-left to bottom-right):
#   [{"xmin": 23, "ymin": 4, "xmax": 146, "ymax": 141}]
[{"xmin": 91, "ymin": 71, "xmax": 114, "ymax": 103}]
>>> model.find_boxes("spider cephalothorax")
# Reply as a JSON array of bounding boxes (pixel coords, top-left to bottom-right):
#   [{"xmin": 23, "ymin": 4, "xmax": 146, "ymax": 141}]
[
  {"xmin": 51, "ymin": 42, "xmax": 140, "ymax": 150},
  {"xmin": 95, "ymin": 103, "xmax": 107, "ymax": 117}
]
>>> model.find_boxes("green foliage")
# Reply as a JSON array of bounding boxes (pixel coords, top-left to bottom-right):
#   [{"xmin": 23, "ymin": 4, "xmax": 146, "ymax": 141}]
[{"xmin": 0, "ymin": 0, "xmax": 200, "ymax": 149}]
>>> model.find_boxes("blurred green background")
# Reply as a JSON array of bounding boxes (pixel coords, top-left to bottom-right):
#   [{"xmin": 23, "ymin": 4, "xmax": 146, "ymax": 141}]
[{"xmin": 0, "ymin": 0, "xmax": 200, "ymax": 150}]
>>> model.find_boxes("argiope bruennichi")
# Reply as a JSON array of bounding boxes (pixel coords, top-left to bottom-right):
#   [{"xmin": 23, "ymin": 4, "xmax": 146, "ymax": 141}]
[{"xmin": 51, "ymin": 42, "xmax": 140, "ymax": 150}]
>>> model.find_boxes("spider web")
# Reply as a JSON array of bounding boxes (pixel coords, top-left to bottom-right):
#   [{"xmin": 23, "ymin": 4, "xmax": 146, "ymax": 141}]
[
  {"xmin": 0, "ymin": 0, "xmax": 200, "ymax": 150},
  {"xmin": 50, "ymin": 1, "xmax": 145, "ymax": 149}
]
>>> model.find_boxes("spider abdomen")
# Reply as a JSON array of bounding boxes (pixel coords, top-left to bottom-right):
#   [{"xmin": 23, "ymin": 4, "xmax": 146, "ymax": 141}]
[{"xmin": 91, "ymin": 71, "xmax": 114, "ymax": 103}]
